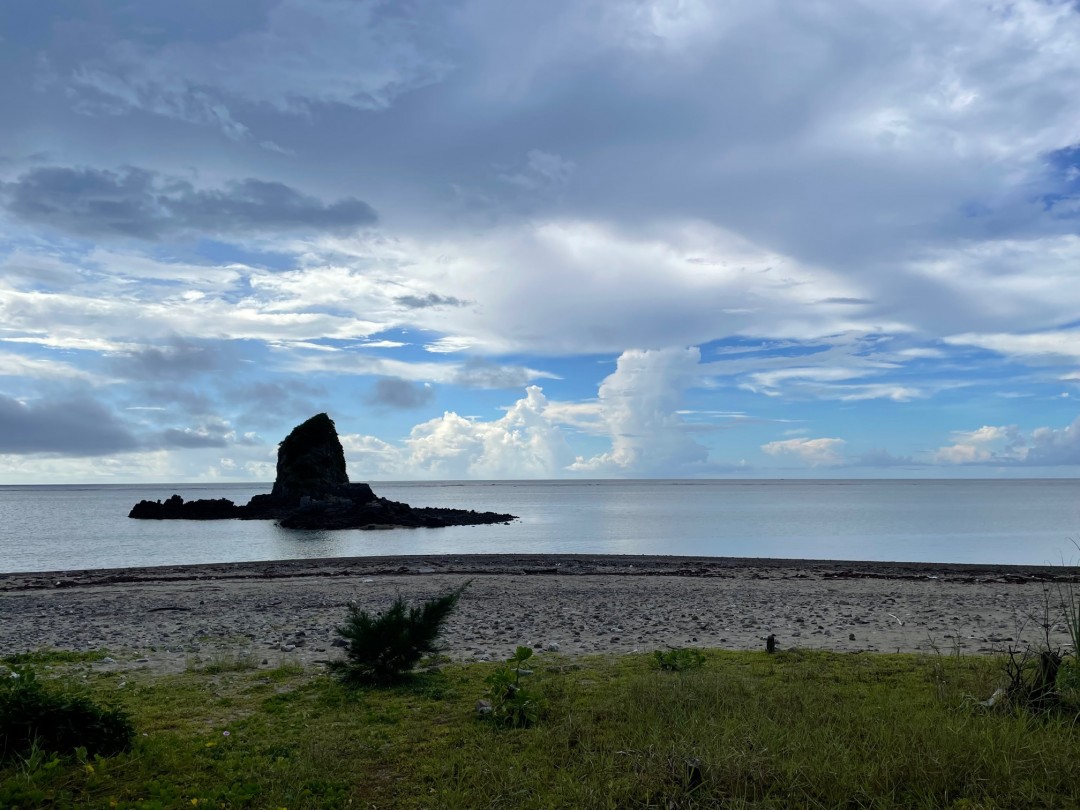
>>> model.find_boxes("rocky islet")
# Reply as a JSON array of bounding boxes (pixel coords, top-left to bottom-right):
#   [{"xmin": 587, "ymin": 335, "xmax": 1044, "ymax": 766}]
[{"xmin": 128, "ymin": 413, "xmax": 515, "ymax": 530}]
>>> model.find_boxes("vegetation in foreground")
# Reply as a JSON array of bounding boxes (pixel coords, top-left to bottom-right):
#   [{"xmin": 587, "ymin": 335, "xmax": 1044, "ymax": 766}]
[
  {"xmin": 329, "ymin": 581, "xmax": 470, "ymax": 686},
  {"xmin": 2, "ymin": 647, "xmax": 1080, "ymax": 809}
]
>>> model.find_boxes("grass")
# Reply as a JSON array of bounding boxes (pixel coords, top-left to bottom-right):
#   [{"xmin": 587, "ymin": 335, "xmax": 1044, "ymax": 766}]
[
  {"xmin": 189, "ymin": 650, "xmax": 261, "ymax": 675},
  {"xmin": 2, "ymin": 649, "xmax": 1079, "ymax": 808},
  {"xmin": 2, "ymin": 649, "xmax": 110, "ymax": 667}
]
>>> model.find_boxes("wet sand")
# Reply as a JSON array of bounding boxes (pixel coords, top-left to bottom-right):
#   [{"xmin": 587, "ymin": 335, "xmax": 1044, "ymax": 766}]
[{"xmin": 2, "ymin": 555, "xmax": 1077, "ymax": 674}]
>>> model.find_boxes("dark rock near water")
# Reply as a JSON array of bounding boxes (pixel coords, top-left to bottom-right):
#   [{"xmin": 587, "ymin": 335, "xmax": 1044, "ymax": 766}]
[
  {"xmin": 129, "ymin": 495, "xmax": 238, "ymax": 520},
  {"xmin": 129, "ymin": 413, "xmax": 515, "ymax": 530}
]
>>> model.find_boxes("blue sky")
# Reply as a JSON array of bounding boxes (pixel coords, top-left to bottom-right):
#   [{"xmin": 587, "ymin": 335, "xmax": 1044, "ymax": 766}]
[{"xmin": 3, "ymin": 0, "xmax": 1080, "ymax": 483}]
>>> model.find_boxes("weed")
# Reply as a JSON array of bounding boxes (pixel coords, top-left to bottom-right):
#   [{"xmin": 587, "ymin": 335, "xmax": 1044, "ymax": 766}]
[
  {"xmin": 0, "ymin": 667, "xmax": 134, "ymax": 761},
  {"xmin": 329, "ymin": 581, "xmax": 470, "ymax": 686},
  {"xmin": 653, "ymin": 647, "xmax": 707, "ymax": 672},
  {"xmin": 484, "ymin": 646, "xmax": 545, "ymax": 728},
  {"xmin": 1057, "ymin": 539, "xmax": 1080, "ymax": 658},
  {"xmin": 2, "ymin": 649, "xmax": 108, "ymax": 666},
  {"xmin": 193, "ymin": 649, "xmax": 260, "ymax": 674}
]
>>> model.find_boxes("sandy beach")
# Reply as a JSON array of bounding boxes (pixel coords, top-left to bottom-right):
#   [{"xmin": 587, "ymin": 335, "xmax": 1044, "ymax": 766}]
[{"xmin": 2, "ymin": 555, "xmax": 1078, "ymax": 674}]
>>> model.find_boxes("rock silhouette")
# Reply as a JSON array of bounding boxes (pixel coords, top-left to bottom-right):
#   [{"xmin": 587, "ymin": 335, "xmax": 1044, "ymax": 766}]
[
  {"xmin": 129, "ymin": 413, "xmax": 515, "ymax": 529},
  {"xmin": 270, "ymin": 413, "xmax": 348, "ymax": 502}
]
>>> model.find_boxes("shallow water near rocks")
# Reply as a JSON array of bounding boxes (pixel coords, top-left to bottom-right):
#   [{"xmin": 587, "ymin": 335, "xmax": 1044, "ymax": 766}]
[{"xmin": 2, "ymin": 479, "xmax": 1080, "ymax": 573}]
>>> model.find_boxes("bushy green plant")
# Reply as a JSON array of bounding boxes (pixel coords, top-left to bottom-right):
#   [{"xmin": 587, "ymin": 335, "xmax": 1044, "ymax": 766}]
[
  {"xmin": 484, "ymin": 646, "xmax": 545, "ymax": 728},
  {"xmin": 653, "ymin": 647, "xmax": 707, "ymax": 672},
  {"xmin": 329, "ymin": 581, "xmax": 470, "ymax": 686},
  {"xmin": 0, "ymin": 667, "xmax": 134, "ymax": 761}
]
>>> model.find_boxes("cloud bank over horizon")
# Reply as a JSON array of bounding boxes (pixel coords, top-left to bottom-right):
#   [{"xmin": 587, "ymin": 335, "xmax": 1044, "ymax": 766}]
[{"xmin": 3, "ymin": 0, "xmax": 1080, "ymax": 482}]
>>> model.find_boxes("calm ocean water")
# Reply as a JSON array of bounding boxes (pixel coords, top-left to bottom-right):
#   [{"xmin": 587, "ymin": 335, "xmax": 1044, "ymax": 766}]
[{"xmin": 1, "ymin": 480, "xmax": 1079, "ymax": 574}]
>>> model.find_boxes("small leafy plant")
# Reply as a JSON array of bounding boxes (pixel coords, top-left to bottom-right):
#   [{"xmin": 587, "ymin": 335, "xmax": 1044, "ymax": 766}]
[
  {"xmin": 329, "ymin": 581, "xmax": 470, "ymax": 686},
  {"xmin": 0, "ymin": 667, "xmax": 134, "ymax": 761},
  {"xmin": 485, "ymin": 646, "xmax": 545, "ymax": 728},
  {"xmin": 653, "ymin": 648, "xmax": 707, "ymax": 672}
]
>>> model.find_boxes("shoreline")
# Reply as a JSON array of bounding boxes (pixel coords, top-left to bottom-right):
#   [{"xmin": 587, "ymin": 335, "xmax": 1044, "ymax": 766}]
[
  {"xmin": 4, "ymin": 552, "xmax": 1079, "ymax": 592},
  {"xmin": 3, "ymin": 554, "xmax": 1078, "ymax": 676}
]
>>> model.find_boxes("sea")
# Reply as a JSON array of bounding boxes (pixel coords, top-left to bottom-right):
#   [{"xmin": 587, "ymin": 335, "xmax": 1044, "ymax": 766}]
[{"xmin": 1, "ymin": 479, "xmax": 1079, "ymax": 574}]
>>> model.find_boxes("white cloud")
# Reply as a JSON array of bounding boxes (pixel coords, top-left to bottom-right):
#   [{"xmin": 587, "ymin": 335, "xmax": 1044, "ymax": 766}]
[
  {"xmin": 739, "ymin": 358, "xmax": 925, "ymax": 402},
  {"xmin": 0, "ymin": 349, "xmax": 103, "ymax": 382},
  {"xmin": 343, "ymin": 346, "xmax": 716, "ymax": 478},
  {"xmin": 761, "ymin": 437, "xmax": 846, "ymax": 467},
  {"xmin": 0, "ymin": 450, "xmax": 174, "ymax": 484},
  {"xmin": 836, "ymin": 384, "xmax": 924, "ymax": 402},
  {"xmin": 945, "ymin": 329, "xmax": 1080, "ymax": 362},
  {"xmin": 571, "ymin": 346, "xmax": 709, "ymax": 474},
  {"xmin": 301, "ymin": 219, "xmax": 885, "ymax": 356},
  {"xmin": 933, "ymin": 425, "xmax": 1012, "ymax": 464},
  {"xmin": 915, "ymin": 237, "xmax": 1080, "ymax": 336},
  {"xmin": 345, "ymin": 385, "xmax": 573, "ymax": 479},
  {"xmin": 929, "ymin": 420, "xmax": 1080, "ymax": 466},
  {"xmin": 424, "ymin": 336, "xmax": 475, "ymax": 353},
  {"xmin": 1028, "ymin": 416, "xmax": 1080, "ymax": 465}
]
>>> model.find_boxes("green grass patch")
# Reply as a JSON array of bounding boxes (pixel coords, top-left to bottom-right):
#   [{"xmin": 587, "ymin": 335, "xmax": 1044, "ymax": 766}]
[
  {"xmin": 2, "ymin": 649, "xmax": 109, "ymax": 667},
  {"xmin": 189, "ymin": 650, "xmax": 261, "ymax": 675},
  {"xmin": 2, "ymin": 650, "xmax": 1079, "ymax": 808}
]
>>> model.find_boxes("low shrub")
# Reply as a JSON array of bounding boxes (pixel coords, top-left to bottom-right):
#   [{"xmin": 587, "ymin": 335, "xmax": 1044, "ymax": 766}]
[
  {"xmin": 484, "ymin": 646, "xmax": 545, "ymax": 728},
  {"xmin": 653, "ymin": 647, "xmax": 707, "ymax": 672},
  {"xmin": 0, "ymin": 667, "xmax": 134, "ymax": 761},
  {"xmin": 329, "ymin": 581, "xmax": 470, "ymax": 686}
]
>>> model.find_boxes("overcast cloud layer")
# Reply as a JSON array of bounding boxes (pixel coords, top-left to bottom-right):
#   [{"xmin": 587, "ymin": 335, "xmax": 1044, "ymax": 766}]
[{"xmin": 3, "ymin": 0, "xmax": 1080, "ymax": 482}]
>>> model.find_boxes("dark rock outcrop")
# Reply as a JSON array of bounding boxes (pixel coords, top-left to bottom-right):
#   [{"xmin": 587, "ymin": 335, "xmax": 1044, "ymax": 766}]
[
  {"xmin": 128, "ymin": 495, "xmax": 238, "ymax": 521},
  {"xmin": 270, "ymin": 413, "xmax": 349, "ymax": 503},
  {"xmin": 129, "ymin": 413, "xmax": 515, "ymax": 530}
]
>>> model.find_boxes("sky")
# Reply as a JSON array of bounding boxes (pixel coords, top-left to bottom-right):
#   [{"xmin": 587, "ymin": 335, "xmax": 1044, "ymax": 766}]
[{"xmin": 3, "ymin": 1, "xmax": 1080, "ymax": 483}]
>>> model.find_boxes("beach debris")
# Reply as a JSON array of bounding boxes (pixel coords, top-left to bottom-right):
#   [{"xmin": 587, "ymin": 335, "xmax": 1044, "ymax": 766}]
[
  {"xmin": 979, "ymin": 687, "xmax": 1007, "ymax": 709},
  {"xmin": 886, "ymin": 612, "xmax": 905, "ymax": 626},
  {"xmin": 766, "ymin": 634, "xmax": 776, "ymax": 654}
]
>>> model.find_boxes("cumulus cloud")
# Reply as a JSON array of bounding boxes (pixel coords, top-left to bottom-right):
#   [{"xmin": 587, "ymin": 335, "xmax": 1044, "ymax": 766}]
[
  {"xmin": 2, "ymin": 167, "xmax": 376, "ymax": 240},
  {"xmin": 0, "ymin": 394, "xmax": 140, "ymax": 456},
  {"xmin": 365, "ymin": 378, "xmax": 434, "ymax": 409},
  {"xmin": 933, "ymin": 425, "xmax": 1021, "ymax": 464},
  {"xmin": 571, "ymin": 347, "xmax": 709, "ymax": 474},
  {"xmin": 345, "ymin": 385, "xmax": 573, "ymax": 479},
  {"xmin": 343, "ymin": 347, "xmax": 720, "ymax": 478},
  {"xmin": 933, "ymin": 417, "xmax": 1080, "ymax": 466},
  {"xmin": 761, "ymin": 437, "xmax": 847, "ymax": 467},
  {"xmin": 1027, "ymin": 417, "xmax": 1080, "ymax": 465}
]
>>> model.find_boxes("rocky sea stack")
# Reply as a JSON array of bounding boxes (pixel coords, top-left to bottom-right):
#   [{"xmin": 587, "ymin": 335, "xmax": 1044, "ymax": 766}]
[{"xmin": 129, "ymin": 413, "xmax": 515, "ymax": 530}]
